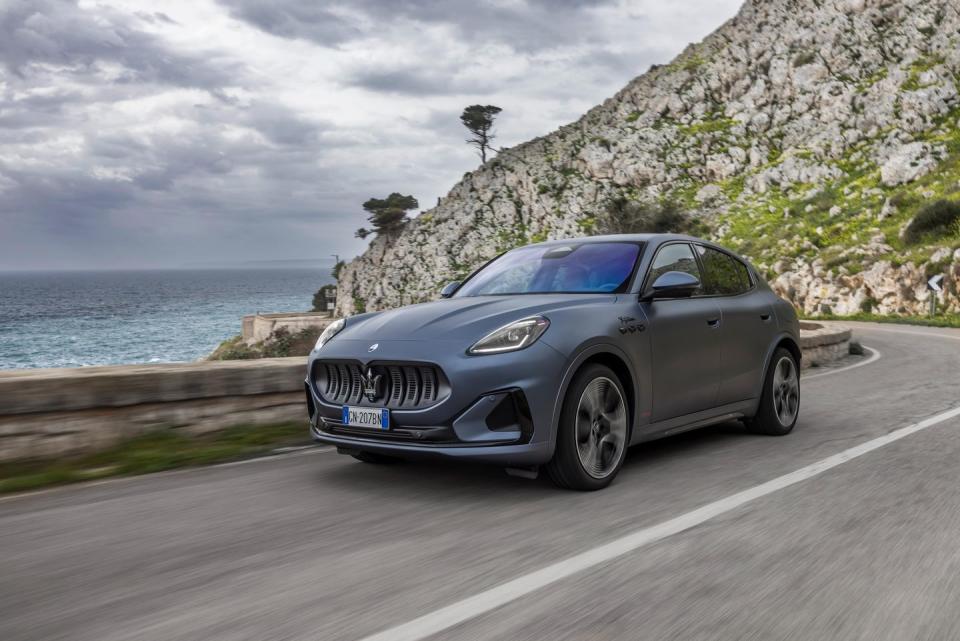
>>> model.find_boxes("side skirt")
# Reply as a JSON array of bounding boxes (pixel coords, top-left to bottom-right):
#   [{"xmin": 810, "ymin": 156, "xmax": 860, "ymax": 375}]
[{"xmin": 632, "ymin": 399, "xmax": 757, "ymax": 445}]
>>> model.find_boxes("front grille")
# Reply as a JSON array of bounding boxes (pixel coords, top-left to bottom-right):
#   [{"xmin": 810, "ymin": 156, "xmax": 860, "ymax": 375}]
[{"xmin": 313, "ymin": 361, "xmax": 449, "ymax": 410}]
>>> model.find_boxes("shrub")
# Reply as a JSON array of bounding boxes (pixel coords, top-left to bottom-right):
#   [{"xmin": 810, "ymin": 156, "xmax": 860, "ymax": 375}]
[
  {"xmin": 312, "ymin": 284, "xmax": 337, "ymax": 312},
  {"xmin": 903, "ymin": 200, "xmax": 960, "ymax": 244},
  {"xmin": 793, "ymin": 51, "xmax": 817, "ymax": 67},
  {"xmin": 596, "ymin": 197, "xmax": 704, "ymax": 236}
]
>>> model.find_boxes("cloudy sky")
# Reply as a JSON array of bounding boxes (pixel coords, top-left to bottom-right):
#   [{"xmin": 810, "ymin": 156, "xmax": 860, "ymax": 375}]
[{"xmin": 0, "ymin": 0, "xmax": 742, "ymax": 271}]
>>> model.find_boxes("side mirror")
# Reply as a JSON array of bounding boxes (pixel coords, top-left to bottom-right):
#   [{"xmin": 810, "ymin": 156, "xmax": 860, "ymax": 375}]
[
  {"xmin": 644, "ymin": 271, "xmax": 700, "ymax": 300},
  {"xmin": 440, "ymin": 281, "xmax": 461, "ymax": 298}
]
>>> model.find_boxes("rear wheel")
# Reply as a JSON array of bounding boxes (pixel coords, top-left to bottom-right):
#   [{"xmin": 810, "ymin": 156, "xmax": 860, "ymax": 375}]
[
  {"xmin": 745, "ymin": 348, "xmax": 800, "ymax": 436},
  {"xmin": 352, "ymin": 451, "xmax": 402, "ymax": 464},
  {"xmin": 546, "ymin": 364, "xmax": 629, "ymax": 491}
]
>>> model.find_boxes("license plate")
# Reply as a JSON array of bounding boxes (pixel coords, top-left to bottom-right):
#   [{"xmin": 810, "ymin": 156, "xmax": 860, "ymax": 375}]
[{"xmin": 342, "ymin": 406, "xmax": 389, "ymax": 430}]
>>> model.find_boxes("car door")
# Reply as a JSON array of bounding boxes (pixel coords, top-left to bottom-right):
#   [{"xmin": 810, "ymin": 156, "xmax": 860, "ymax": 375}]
[
  {"xmin": 695, "ymin": 244, "xmax": 775, "ymax": 405},
  {"xmin": 640, "ymin": 242, "xmax": 724, "ymax": 423}
]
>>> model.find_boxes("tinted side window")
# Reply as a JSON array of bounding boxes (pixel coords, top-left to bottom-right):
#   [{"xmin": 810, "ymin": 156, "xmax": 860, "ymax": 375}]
[
  {"xmin": 731, "ymin": 258, "xmax": 753, "ymax": 291},
  {"xmin": 697, "ymin": 246, "xmax": 743, "ymax": 295},
  {"xmin": 648, "ymin": 243, "xmax": 702, "ymax": 289}
]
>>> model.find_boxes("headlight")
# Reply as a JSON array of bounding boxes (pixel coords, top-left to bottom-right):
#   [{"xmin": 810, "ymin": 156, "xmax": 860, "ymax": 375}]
[
  {"xmin": 314, "ymin": 318, "xmax": 345, "ymax": 351},
  {"xmin": 468, "ymin": 316, "xmax": 550, "ymax": 355}
]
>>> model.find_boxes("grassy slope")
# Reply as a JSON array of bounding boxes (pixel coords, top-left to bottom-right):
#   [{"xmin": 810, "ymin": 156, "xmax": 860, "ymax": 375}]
[
  {"xmin": 804, "ymin": 311, "xmax": 960, "ymax": 328},
  {"xmin": 0, "ymin": 422, "xmax": 312, "ymax": 495},
  {"xmin": 673, "ymin": 96, "xmax": 960, "ymax": 284}
]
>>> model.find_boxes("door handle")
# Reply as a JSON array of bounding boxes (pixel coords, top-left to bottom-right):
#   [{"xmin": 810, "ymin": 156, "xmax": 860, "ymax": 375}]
[
  {"xmin": 707, "ymin": 318, "xmax": 721, "ymax": 328},
  {"xmin": 760, "ymin": 314, "xmax": 771, "ymax": 322}
]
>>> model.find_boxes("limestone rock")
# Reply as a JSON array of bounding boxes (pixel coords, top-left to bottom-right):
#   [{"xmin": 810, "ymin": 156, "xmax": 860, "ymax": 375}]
[
  {"xmin": 336, "ymin": 0, "xmax": 960, "ymax": 319},
  {"xmin": 880, "ymin": 142, "xmax": 941, "ymax": 186}
]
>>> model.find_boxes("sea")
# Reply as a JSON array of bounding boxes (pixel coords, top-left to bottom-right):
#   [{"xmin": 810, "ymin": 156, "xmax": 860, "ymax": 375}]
[{"xmin": 0, "ymin": 268, "xmax": 334, "ymax": 370}]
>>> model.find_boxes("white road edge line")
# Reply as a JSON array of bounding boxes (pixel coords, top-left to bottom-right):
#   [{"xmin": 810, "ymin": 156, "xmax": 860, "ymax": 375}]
[
  {"xmin": 358, "ymin": 402, "xmax": 960, "ymax": 641},
  {"xmin": 849, "ymin": 325, "xmax": 960, "ymax": 341},
  {"xmin": 804, "ymin": 345, "xmax": 880, "ymax": 380}
]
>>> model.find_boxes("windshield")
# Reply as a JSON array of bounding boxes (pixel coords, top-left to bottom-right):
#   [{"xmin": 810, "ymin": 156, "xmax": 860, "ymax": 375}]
[{"xmin": 455, "ymin": 242, "xmax": 643, "ymax": 297}]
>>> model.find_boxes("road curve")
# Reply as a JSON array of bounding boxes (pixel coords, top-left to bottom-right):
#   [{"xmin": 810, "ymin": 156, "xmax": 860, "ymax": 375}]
[{"xmin": 2, "ymin": 322, "xmax": 960, "ymax": 641}]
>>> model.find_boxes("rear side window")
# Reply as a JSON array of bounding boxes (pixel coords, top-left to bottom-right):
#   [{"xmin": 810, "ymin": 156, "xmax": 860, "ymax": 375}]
[
  {"xmin": 648, "ymin": 243, "xmax": 702, "ymax": 288},
  {"xmin": 696, "ymin": 245, "xmax": 752, "ymax": 295}
]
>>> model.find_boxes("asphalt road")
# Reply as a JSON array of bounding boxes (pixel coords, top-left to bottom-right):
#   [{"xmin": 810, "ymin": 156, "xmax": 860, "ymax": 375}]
[{"xmin": 3, "ymin": 322, "xmax": 960, "ymax": 641}]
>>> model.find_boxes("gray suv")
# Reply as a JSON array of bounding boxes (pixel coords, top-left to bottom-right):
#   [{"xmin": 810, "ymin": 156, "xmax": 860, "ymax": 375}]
[{"xmin": 305, "ymin": 234, "xmax": 800, "ymax": 490}]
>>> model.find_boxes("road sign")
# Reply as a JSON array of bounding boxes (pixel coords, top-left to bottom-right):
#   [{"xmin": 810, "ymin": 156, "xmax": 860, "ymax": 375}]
[{"xmin": 928, "ymin": 274, "xmax": 944, "ymax": 293}]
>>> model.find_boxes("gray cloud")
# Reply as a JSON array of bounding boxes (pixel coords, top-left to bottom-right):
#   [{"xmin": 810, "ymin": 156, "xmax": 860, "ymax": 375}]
[
  {"xmin": 0, "ymin": 0, "xmax": 237, "ymax": 88},
  {"xmin": 218, "ymin": 0, "xmax": 617, "ymax": 53},
  {"xmin": 0, "ymin": 0, "xmax": 742, "ymax": 270}
]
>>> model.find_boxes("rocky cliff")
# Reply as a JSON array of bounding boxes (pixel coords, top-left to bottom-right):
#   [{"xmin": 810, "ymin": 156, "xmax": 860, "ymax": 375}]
[{"xmin": 336, "ymin": 0, "xmax": 960, "ymax": 317}]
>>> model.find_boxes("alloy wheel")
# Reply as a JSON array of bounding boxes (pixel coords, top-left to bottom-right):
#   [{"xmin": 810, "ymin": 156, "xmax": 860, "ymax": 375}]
[
  {"xmin": 772, "ymin": 356, "xmax": 799, "ymax": 427},
  {"xmin": 575, "ymin": 376, "xmax": 628, "ymax": 479}
]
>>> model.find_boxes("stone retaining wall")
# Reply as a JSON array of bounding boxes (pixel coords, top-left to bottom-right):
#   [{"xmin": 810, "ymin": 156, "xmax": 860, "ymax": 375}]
[
  {"xmin": 0, "ymin": 359, "xmax": 307, "ymax": 463},
  {"xmin": 798, "ymin": 322, "xmax": 852, "ymax": 369},
  {"xmin": 241, "ymin": 312, "xmax": 333, "ymax": 345}
]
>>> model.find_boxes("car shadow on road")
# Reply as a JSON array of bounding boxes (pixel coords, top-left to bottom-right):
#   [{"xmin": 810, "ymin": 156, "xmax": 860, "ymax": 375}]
[{"xmin": 316, "ymin": 420, "xmax": 751, "ymax": 498}]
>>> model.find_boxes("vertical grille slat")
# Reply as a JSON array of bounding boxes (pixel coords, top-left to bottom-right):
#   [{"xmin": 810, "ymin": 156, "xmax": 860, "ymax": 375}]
[
  {"xmin": 313, "ymin": 361, "xmax": 447, "ymax": 410},
  {"xmin": 420, "ymin": 367, "xmax": 436, "ymax": 403},
  {"xmin": 403, "ymin": 366, "xmax": 419, "ymax": 407},
  {"xmin": 390, "ymin": 367, "xmax": 403, "ymax": 403},
  {"xmin": 349, "ymin": 365, "xmax": 363, "ymax": 403}
]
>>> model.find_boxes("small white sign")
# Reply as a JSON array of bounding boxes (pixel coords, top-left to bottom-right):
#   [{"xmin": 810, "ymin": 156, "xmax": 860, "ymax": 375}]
[{"xmin": 928, "ymin": 274, "xmax": 944, "ymax": 293}]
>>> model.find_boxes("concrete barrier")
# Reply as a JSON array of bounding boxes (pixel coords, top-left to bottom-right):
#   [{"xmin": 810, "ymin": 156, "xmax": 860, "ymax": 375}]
[
  {"xmin": 0, "ymin": 322, "xmax": 854, "ymax": 463},
  {"xmin": 0, "ymin": 358, "xmax": 307, "ymax": 463}
]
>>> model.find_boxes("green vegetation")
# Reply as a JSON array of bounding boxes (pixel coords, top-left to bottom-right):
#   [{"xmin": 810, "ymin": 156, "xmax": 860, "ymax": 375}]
[
  {"xmin": 312, "ymin": 284, "xmax": 337, "ymax": 312},
  {"xmin": 680, "ymin": 54, "xmax": 706, "ymax": 72},
  {"xmin": 0, "ymin": 423, "xmax": 311, "ymax": 495},
  {"xmin": 208, "ymin": 327, "xmax": 322, "ymax": 360},
  {"xmin": 678, "ymin": 117, "xmax": 737, "ymax": 136},
  {"xmin": 804, "ymin": 311, "xmax": 960, "ymax": 329},
  {"xmin": 903, "ymin": 199, "xmax": 960, "ymax": 244},
  {"xmin": 901, "ymin": 55, "xmax": 945, "ymax": 92},
  {"xmin": 713, "ymin": 101, "xmax": 960, "ymax": 273},
  {"xmin": 461, "ymin": 104, "xmax": 502, "ymax": 163},
  {"xmin": 597, "ymin": 196, "xmax": 706, "ymax": 236},
  {"xmin": 793, "ymin": 51, "xmax": 817, "ymax": 67},
  {"xmin": 355, "ymin": 193, "xmax": 419, "ymax": 240},
  {"xmin": 856, "ymin": 67, "xmax": 888, "ymax": 93}
]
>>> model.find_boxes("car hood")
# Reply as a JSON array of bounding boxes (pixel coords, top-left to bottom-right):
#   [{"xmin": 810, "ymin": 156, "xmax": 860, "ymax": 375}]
[{"xmin": 339, "ymin": 294, "xmax": 618, "ymax": 343}]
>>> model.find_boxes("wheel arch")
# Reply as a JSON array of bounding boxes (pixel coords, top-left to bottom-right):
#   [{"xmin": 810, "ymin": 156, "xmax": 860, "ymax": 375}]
[
  {"xmin": 550, "ymin": 344, "xmax": 639, "ymax": 450},
  {"xmin": 760, "ymin": 333, "xmax": 802, "ymax": 388},
  {"xmin": 776, "ymin": 336, "xmax": 802, "ymax": 369}
]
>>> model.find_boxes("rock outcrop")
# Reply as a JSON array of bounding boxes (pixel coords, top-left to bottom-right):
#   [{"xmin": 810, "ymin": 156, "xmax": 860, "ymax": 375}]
[{"xmin": 337, "ymin": 0, "xmax": 960, "ymax": 317}]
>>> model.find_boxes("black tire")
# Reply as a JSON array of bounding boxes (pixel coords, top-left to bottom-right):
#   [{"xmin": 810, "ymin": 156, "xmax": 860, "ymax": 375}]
[
  {"xmin": 546, "ymin": 364, "xmax": 630, "ymax": 491},
  {"xmin": 352, "ymin": 451, "xmax": 402, "ymax": 464},
  {"xmin": 745, "ymin": 347, "xmax": 800, "ymax": 436}
]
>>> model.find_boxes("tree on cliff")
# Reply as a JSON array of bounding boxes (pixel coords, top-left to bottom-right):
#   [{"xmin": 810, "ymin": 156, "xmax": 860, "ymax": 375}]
[
  {"xmin": 355, "ymin": 193, "xmax": 419, "ymax": 239},
  {"xmin": 460, "ymin": 105, "xmax": 502, "ymax": 163}
]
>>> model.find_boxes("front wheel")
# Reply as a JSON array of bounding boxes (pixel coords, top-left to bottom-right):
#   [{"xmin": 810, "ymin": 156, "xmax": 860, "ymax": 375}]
[
  {"xmin": 745, "ymin": 348, "xmax": 800, "ymax": 436},
  {"xmin": 546, "ymin": 364, "xmax": 630, "ymax": 491}
]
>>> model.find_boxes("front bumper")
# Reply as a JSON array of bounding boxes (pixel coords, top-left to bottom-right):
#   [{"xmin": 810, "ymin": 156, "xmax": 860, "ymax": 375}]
[{"xmin": 304, "ymin": 338, "xmax": 566, "ymax": 465}]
